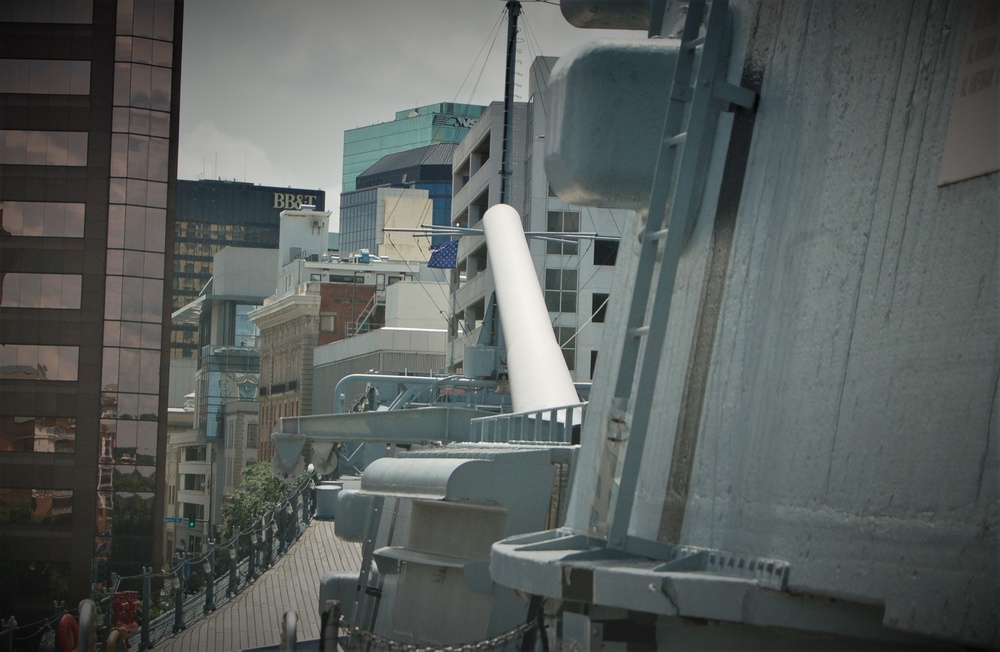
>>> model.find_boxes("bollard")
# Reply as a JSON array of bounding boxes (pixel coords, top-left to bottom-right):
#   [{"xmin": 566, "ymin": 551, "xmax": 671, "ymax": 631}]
[
  {"xmin": 290, "ymin": 493, "xmax": 299, "ymax": 539},
  {"xmin": 173, "ymin": 559, "xmax": 185, "ymax": 633},
  {"xmin": 279, "ymin": 610, "xmax": 297, "ymax": 652},
  {"xmin": 264, "ymin": 519, "xmax": 274, "ymax": 568},
  {"xmin": 203, "ymin": 547, "xmax": 215, "ymax": 614},
  {"xmin": 301, "ymin": 486, "xmax": 311, "ymax": 524},
  {"xmin": 247, "ymin": 531, "xmax": 257, "ymax": 582},
  {"xmin": 227, "ymin": 546, "xmax": 239, "ymax": 597},
  {"xmin": 1, "ymin": 616, "xmax": 15, "ymax": 652},
  {"xmin": 319, "ymin": 600, "xmax": 340, "ymax": 652},
  {"xmin": 140, "ymin": 568, "xmax": 151, "ymax": 650},
  {"xmin": 276, "ymin": 508, "xmax": 286, "ymax": 555},
  {"xmin": 78, "ymin": 599, "xmax": 97, "ymax": 652}
]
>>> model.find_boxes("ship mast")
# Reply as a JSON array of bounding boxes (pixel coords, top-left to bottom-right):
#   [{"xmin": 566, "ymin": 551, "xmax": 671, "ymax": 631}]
[{"xmin": 500, "ymin": 0, "xmax": 521, "ymax": 205}]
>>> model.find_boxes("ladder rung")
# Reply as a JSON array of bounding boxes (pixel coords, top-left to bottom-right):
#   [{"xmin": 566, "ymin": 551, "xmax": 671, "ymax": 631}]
[
  {"xmin": 664, "ymin": 132, "xmax": 687, "ymax": 148},
  {"xmin": 649, "ymin": 228, "xmax": 669, "ymax": 241},
  {"xmin": 629, "ymin": 325, "xmax": 650, "ymax": 338},
  {"xmin": 684, "ymin": 34, "xmax": 707, "ymax": 51}
]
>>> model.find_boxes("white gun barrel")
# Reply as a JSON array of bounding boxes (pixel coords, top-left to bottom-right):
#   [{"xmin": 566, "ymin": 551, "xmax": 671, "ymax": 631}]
[{"xmin": 482, "ymin": 204, "xmax": 580, "ymax": 413}]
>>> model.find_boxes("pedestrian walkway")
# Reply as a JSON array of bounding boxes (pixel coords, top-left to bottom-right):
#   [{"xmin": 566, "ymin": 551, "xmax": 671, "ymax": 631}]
[{"xmin": 154, "ymin": 519, "xmax": 361, "ymax": 652}]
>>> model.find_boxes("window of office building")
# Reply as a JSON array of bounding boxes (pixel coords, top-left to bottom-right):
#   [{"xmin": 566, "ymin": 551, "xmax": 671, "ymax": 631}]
[
  {"xmin": 547, "ymin": 211, "xmax": 579, "ymax": 255},
  {"xmin": 0, "ymin": 416, "xmax": 76, "ymax": 453},
  {"xmin": 554, "ymin": 326, "xmax": 576, "ymax": 372},
  {"xmin": 592, "ymin": 293, "xmax": 609, "ymax": 324},
  {"xmin": 234, "ymin": 304, "xmax": 258, "ymax": 347},
  {"xmin": 544, "ymin": 268, "xmax": 577, "ymax": 314},
  {"xmin": 246, "ymin": 423, "xmax": 258, "ymax": 449},
  {"xmin": 594, "ymin": 239, "xmax": 619, "ymax": 266},
  {"xmin": 0, "ymin": 201, "xmax": 85, "ymax": 237},
  {"xmin": 0, "ymin": 60, "xmax": 90, "ymax": 94},
  {"xmin": 0, "ymin": 488, "xmax": 73, "ymax": 526},
  {"xmin": 0, "ymin": 344, "xmax": 79, "ymax": 381},
  {"xmin": 0, "ymin": 130, "xmax": 88, "ymax": 166},
  {"xmin": 1, "ymin": 560, "xmax": 72, "ymax": 604},
  {"xmin": 0, "ymin": 0, "xmax": 93, "ymax": 23},
  {"xmin": 1, "ymin": 273, "xmax": 82, "ymax": 309}
]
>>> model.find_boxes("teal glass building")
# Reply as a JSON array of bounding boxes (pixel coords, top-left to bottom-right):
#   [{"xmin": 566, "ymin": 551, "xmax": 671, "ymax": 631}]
[{"xmin": 342, "ymin": 102, "xmax": 486, "ymax": 193}]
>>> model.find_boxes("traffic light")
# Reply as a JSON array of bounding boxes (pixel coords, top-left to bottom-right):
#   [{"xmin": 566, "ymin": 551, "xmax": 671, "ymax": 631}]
[{"xmin": 188, "ymin": 517, "xmax": 196, "ymax": 528}]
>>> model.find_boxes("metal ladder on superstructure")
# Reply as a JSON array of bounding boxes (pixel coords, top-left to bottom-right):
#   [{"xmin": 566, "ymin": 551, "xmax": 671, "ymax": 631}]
[{"xmin": 602, "ymin": 0, "xmax": 756, "ymax": 551}]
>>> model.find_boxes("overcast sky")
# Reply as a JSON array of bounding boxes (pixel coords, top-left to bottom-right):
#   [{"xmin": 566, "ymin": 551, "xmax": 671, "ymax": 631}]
[{"xmin": 177, "ymin": 1, "xmax": 640, "ymax": 228}]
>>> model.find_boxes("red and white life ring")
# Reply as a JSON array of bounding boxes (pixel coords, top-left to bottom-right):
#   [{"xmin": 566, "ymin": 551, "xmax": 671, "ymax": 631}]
[{"xmin": 57, "ymin": 612, "xmax": 78, "ymax": 652}]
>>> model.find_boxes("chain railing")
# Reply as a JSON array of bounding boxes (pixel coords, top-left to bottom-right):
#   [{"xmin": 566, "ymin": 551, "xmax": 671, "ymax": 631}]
[
  {"xmin": 306, "ymin": 600, "xmax": 542, "ymax": 652},
  {"xmin": 0, "ymin": 476, "xmax": 316, "ymax": 652}
]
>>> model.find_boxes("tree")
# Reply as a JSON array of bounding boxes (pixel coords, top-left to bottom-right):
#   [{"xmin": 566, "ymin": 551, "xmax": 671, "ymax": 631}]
[{"xmin": 221, "ymin": 462, "xmax": 289, "ymax": 538}]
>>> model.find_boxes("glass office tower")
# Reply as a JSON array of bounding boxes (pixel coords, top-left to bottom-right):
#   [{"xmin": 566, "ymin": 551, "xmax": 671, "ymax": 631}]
[
  {"xmin": 172, "ymin": 180, "xmax": 325, "ymax": 358},
  {"xmin": 342, "ymin": 102, "xmax": 485, "ymax": 193},
  {"xmin": 0, "ymin": 0, "xmax": 183, "ymax": 622},
  {"xmin": 341, "ymin": 143, "xmax": 457, "ymax": 254}
]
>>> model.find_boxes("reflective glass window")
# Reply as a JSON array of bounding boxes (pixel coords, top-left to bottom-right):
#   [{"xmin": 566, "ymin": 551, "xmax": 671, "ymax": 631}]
[
  {"xmin": 130, "ymin": 64, "xmax": 151, "ymax": 109},
  {"xmin": 111, "ymin": 133, "xmax": 128, "ymax": 176},
  {"xmin": 107, "ymin": 205, "xmax": 126, "ymax": 247},
  {"xmin": 115, "ymin": 36, "xmax": 133, "ymax": 63},
  {"xmin": 139, "ymin": 349, "xmax": 160, "ymax": 393},
  {"xmin": 148, "ymin": 137, "xmax": 168, "ymax": 181},
  {"xmin": 547, "ymin": 210, "xmax": 580, "ymax": 255},
  {"xmin": 0, "ymin": 130, "xmax": 87, "ymax": 166},
  {"xmin": 143, "ymin": 251, "xmax": 164, "ymax": 278},
  {"xmin": 235, "ymin": 304, "xmax": 259, "ymax": 347},
  {"xmin": 114, "ymin": 465, "xmax": 156, "ymax": 492},
  {"xmin": 0, "ymin": 345, "xmax": 78, "ymax": 381},
  {"xmin": 113, "ymin": 63, "xmax": 131, "ymax": 106},
  {"xmin": 144, "ymin": 208, "xmax": 166, "ymax": 252},
  {"xmin": 120, "ymin": 321, "xmax": 143, "ymax": 348},
  {"xmin": 1, "ymin": 273, "xmax": 82, "ymax": 308},
  {"xmin": 120, "ymin": 276, "xmax": 143, "ymax": 320},
  {"xmin": 131, "ymin": 0, "xmax": 154, "ymax": 38},
  {"xmin": 150, "ymin": 66, "xmax": 171, "ymax": 111},
  {"xmin": 109, "ymin": 178, "xmax": 127, "ymax": 204},
  {"xmin": 0, "ymin": 416, "xmax": 76, "ymax": 453},
  {"xmin": 149, "ymin": 111, "xmax": 169, "ymax": 137},
  {"xmin": 127, "ymin": 135, "xmax": 149, "ymax": 177},
  {"xmin": 0, "ymin": 60, "xmax": 90, "ymax": 95},
  {"xmin": 152, "ymin": 40, "xmax": 172, "ymax": 67},
  {"xmin": 142, "ymin": 278, "xmax": 163, "ymax": 321},
  {"xmin": 129, "ymin": 108, "xmax": 150, "ymax": 136},
  {"xmin": 0, "ymin": 0, "xmax": 93, "ymax": 23},
  {"xmin": 554, "ymin": 327, "xmax": 577, "ymax": 371},
  {"xmin": 1, "ymin": 201, "xmax": 84, "ymax": 237},
  {"xmin": 544, "ymin": 268, "xmax": 578, "ymax": 314},
  {"xmin": 0, "ymin": 488, "xmax": 73, "ymax": 525},
  {"xmin": 153, "ymin": 0, "xmax": 174, "ymax": 41},
  {"xmin": 131, "ymin": 37, "xmax": 153, "ymax": 65},
  {"xmin": 112, "ymin": 491, "xmax": 153, "ymax": 537},
  {"xmin": 116, "ymin": 0, "xmax": 134, "ymax": 34}
]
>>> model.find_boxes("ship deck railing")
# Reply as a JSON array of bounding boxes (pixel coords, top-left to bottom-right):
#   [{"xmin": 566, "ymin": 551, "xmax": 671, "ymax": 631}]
[{"xmin": 466, "ymin": 402, "xmax": 587, "ymax": 445}]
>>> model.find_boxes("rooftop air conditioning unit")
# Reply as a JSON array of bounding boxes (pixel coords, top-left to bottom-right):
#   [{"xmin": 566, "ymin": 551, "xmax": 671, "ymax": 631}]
[{"xmin": 311, "ymin": 219, "xmax": 323, "ymax": 228}]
